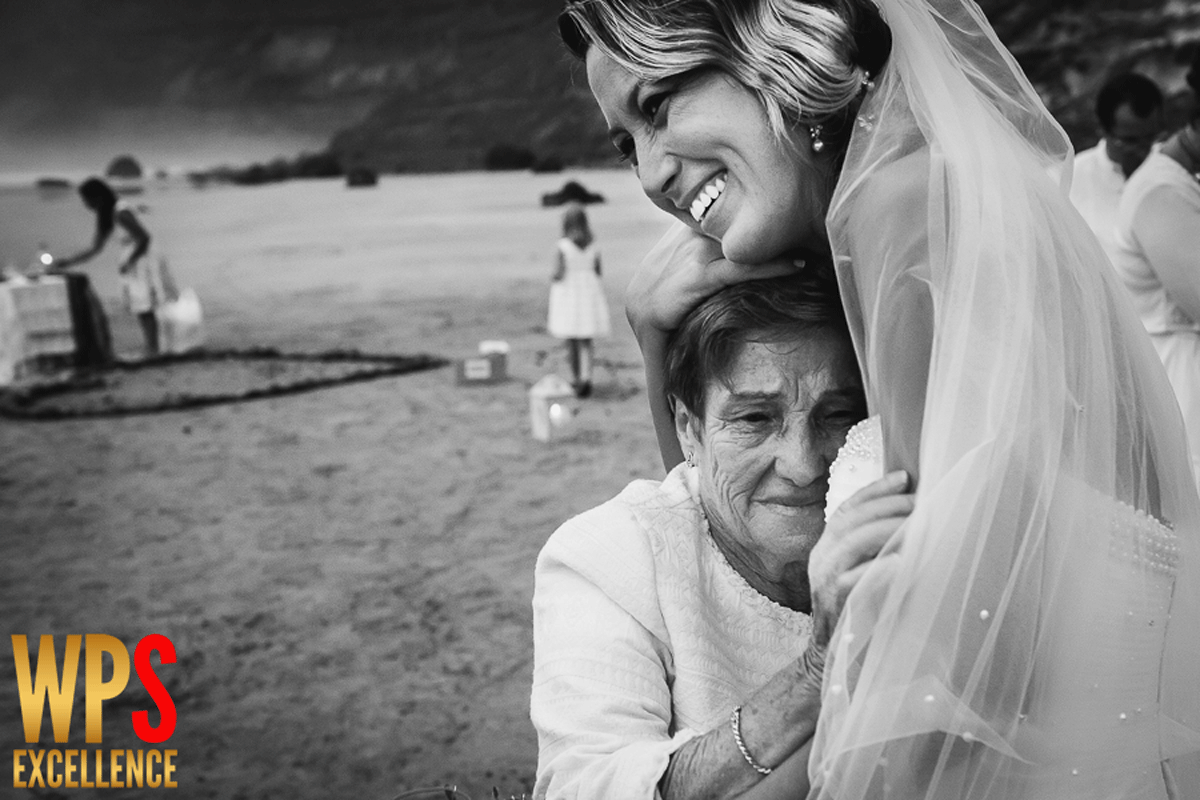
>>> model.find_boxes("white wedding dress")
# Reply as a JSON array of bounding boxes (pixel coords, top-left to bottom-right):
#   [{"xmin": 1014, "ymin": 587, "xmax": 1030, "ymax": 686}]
[
  {"xmin": 822, "ymin": 416, "xmax": 1185, "ymax": 797},
  {"xmin": 807, "ymin": 0, "xmax": 1200, "ymax": 796},
  {"xmin": 824, "ymin": 416, "xmax": 884, "ymax": 522}
]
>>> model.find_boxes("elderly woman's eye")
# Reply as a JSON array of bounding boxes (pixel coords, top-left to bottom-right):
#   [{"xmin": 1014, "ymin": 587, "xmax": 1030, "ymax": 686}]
[
  {"xmin": 823, "ymin": 407, "xmax": 864, "ymax": 428},
  {"xmin": 613, "ymin": 136, "xmax": 637, "ymax": 165}
]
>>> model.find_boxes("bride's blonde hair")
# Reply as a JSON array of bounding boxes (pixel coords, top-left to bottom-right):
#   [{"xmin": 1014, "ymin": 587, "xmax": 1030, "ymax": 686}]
[{"xmin": 559, "ymin": 0, "xmax": 890, "ymax": 147}]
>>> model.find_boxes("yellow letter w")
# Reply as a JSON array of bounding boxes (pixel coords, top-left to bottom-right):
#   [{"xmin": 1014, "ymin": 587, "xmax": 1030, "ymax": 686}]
[{"xmin": 11, "ymin": 635, "xmax": 82, "ymax": 743}]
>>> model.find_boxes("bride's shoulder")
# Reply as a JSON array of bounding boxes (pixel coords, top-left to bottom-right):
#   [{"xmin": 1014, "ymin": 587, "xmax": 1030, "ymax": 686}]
[
  {"xmin": 853, "ymin": 149, "xmax": 931, "ymax": 213},
  {"xmin": 838, "ymin": 149, "xmax": 931, "ymax": 258}
]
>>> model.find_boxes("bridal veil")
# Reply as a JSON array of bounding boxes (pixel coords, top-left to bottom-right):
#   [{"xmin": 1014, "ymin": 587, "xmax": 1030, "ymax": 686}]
[{"xmin": 810, "ymin": 0, "xmax": 1200, "ymax": 797}]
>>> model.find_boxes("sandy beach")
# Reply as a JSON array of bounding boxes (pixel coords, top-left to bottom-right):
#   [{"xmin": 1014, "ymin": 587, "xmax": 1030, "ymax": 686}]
[{"xmin": 1, "ymin": 170, "xmax": 671, "ymax": 798}]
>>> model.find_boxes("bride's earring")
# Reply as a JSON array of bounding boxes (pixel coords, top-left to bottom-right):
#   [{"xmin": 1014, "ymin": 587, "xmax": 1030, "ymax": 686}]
[
  {"xmin": 809, "ymin": 124, "xmax": 825, "ymax": 153},
  {"xmin": 809, "ymin": 125, "xmax": 826, "ymax": 153},
  {"xmin": 685, "ymin": 451, "xmax": 696, "ymax": 468}
]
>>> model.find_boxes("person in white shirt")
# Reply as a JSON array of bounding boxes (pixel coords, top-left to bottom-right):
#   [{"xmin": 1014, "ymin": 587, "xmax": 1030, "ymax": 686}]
[
  {"xmin": 1069, "ymin": 72, "xmax": 1164, "ymax": 265},
  {"xmin": 1114, "ymin": 50, "xmax": 1200, "ymax": 489}
]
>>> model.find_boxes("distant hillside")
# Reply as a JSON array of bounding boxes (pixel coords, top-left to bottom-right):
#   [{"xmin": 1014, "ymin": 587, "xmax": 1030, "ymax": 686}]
[
  {"xmin": 325, "ymin": 0, "xmax": 608, "ymax": 172},
  {"xmin": 0, "ymin": 1, "xmax": 522, "ymax": 172},
  {"xmin": 1, "ymin": 0, "xmax": 1198, "ymax": 175},
  {"xmin": 336, "ymin": 0, "xmax": 1200, "ymax": 172}
]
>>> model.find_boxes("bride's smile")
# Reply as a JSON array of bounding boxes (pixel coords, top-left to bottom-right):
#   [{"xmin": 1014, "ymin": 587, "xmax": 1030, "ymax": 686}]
[{"xmin": 688, "ymin": 172, "xmax": 726, "ymax": 224}]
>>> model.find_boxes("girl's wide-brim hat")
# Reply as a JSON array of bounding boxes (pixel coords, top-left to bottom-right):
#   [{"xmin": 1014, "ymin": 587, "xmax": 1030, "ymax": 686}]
[{"xmin": 540, "ymin": 180, "xmax": 605, "ymax": 207}]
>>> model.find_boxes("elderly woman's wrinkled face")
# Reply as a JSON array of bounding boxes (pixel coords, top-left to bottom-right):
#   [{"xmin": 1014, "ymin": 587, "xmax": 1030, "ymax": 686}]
[
  {"xmin": 678, "ymin": 332, "xmax": 862, "ymax": 571},
  {"xmin": 586, "ymin": 49, "xmax": 829, "ymax": 264}
]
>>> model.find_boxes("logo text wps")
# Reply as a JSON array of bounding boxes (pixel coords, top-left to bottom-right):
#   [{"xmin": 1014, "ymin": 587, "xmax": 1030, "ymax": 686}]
[{"xmin": 11, "ymin": 634, "xmax": 178, "ymax": 789}]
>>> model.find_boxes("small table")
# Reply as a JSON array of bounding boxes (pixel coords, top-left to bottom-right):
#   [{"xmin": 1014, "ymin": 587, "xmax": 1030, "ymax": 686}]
[{"xmin": 0, "ymin": 275, "xmax": 75, "ymax": 385}]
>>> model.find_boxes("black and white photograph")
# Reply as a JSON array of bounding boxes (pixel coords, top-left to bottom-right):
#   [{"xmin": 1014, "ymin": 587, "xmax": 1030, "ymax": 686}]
[{"xmin": 3, "ymin": 2, "xmax": 1200, "ymax": 798}]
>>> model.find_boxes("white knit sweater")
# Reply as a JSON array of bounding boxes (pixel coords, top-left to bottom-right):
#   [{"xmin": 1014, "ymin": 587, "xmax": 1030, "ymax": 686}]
[{"xmin": 531, "ymin": 464, "xmax": 813, "ymax": 800}]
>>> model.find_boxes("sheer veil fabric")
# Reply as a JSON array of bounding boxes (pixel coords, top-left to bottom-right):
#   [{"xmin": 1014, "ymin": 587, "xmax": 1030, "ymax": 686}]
[{"xmin": 809, "ymin": 0, "xmax": 1200, "ymax": 797}]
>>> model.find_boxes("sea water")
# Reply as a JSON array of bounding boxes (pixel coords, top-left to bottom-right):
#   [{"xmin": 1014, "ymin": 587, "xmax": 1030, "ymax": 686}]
[
  {"xmin": 0, "ymin": 170, "xmax": 666, "ymax": 358},
  {"xmin": 0, "ymin": 171, "xmax": 665, "ymax": 304}
]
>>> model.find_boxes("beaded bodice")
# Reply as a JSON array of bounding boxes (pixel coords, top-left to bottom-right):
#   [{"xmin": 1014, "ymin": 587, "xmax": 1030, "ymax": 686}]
[
  {"xmin": 821, "ymin": 415, "xmax": 1181, "ymax": 793},
  {"xmin": 1007, "ymin": 487, "xmax": 1179, "ymax": 795},
  {"xmin": 825, "ymin": 415, "xmax": 885, "ymax": 521}
]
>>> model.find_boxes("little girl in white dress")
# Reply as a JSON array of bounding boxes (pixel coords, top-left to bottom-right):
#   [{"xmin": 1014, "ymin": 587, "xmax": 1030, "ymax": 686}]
[{"xmin": 547, "ymin": 203, "xmax": 611, "ymax": 398}]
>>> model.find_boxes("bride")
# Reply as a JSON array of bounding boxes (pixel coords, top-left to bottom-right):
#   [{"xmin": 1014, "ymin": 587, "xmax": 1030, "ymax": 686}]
[{"xmin": 559, "ymin": 0, "xmax": 1200, "ymax": 796}]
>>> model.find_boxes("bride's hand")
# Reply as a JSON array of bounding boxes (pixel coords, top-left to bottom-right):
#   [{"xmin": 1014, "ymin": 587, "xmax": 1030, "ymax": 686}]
[
  {"xmin": 808, "ymin": 470, "xmax": 913, "ymax": 650},
  {"xmin": 625, "ymin": 222, "xmax": 799, "ymax": 338}
]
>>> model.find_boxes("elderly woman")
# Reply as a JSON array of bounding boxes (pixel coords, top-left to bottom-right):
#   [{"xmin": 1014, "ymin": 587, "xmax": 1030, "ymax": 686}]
[{"xmin": 530, "ymin": 272, "xmax": 913, "ymax": 800}]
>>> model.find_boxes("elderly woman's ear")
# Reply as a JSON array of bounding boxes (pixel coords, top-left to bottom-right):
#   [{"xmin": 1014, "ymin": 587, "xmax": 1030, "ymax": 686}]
[{"xmin": 672, "ymin": 399, "xmax": 701, "ymax": 466}]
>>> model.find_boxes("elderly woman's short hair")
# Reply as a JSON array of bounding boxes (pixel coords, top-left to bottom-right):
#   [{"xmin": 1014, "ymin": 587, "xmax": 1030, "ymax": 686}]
[{"xmin": 664, "ymin": 269, "xmax": 853, "ymax": 419}]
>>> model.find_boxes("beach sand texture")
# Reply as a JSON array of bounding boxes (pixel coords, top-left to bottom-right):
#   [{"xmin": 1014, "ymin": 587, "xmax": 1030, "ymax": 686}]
[{"xmin": 1, "ymin": 170, "xmax": 670, "ymax": 798}]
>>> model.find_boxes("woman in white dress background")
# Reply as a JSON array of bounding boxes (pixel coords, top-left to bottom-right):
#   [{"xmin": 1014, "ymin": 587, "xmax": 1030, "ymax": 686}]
[
  {"xmin": 55, "ymin": 177, "xmax": 168, "ymax": 357},
  {"xmin": 547, "ymin": 202, "xmax": 611, "ymax": 397},
  {"xmin": 1114, "ymin": 49, "xmax": 1200, "ymax": 486},
  {"xmin": 560, "ymin": 0, "xmax": 1200, "ymax": 796}
]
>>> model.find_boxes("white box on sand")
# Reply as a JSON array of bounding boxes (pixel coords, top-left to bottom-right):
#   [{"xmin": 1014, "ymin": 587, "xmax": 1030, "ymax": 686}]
[
  {"xmin": 529, "ymin": 373, "xmax": 579, "ymax": 442},
  {"xmin": 478, "ymin": 340, "xmax": 509, "ymax": 355},
  {"xmin": 455, "ymin": 352, "xmax": 507, "ymax": 385},
  {"xmin": 455, "ymin": 340, "xmax": 510, "ymax": 385}
]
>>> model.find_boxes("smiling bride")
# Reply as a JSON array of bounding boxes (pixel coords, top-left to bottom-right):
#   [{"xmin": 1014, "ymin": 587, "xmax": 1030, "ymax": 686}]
[{"xmin": 551, "ymin": 0, "xmax": 1200, "ymax": 798}]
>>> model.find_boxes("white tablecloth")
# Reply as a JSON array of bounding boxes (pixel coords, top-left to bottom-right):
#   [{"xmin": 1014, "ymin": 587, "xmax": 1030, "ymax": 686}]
[{"xmin": 0, "ymin": 275, "xmax": 74, "ymax": 386}]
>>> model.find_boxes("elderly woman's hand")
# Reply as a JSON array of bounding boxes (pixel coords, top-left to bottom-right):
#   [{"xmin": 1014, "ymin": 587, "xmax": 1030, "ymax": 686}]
[
  {"xmin": 807, "ymin": 470, "xmax": 914, "ymax": 651},
  {"xmin": 626, "ymin": 222, "xmax": 799, "ymax": 340}
]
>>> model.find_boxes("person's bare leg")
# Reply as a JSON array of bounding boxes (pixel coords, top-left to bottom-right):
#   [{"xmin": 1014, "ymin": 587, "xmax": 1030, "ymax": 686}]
[
  {"xmin": 138, "ymin": 311, "xmax": 159, "ymax": 357},
  {"xmin": 578, "ymin": 339, "xmax": 594, "ymax": 397},
  {"xmin": 566, "ymin": 339, "xmax": 581, "ymax": 386}
]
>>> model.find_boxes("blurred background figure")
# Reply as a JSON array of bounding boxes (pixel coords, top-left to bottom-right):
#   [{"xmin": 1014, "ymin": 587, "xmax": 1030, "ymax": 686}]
[
  {"xmin": 55, "ymin": 177, "xmax": 169, "ymax": 358},
  {"xmin": 1114, "ymin": 49, "xmax": 1200, "ymax": 484},
  {"xmin": 56, "ymin": 265, "xmax": 115, "ymax": 370},
  {"xmin": 1069, "ymin": 72, "xmax": 1165, "ymax": 265},
  {"xmin": 547, "ymin": 203, "xmax": 610, "ymax": 398}
]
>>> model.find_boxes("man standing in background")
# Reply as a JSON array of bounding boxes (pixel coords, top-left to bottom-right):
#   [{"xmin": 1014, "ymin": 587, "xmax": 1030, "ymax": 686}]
[{"xmin": 1069, "ymin": 72, "xmax": 1165, "ymax": 266}]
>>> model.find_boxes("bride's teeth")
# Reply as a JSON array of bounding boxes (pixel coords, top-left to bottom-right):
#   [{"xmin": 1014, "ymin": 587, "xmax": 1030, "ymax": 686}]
[{"xmin": 690, "ymin": 175, "xmax": 726, "ymax": 223}]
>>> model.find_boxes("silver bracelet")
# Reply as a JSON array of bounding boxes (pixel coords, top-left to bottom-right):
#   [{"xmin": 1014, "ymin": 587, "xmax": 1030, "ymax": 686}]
[{"xmin": 729, "ymin": 706, "xmax": 773, "ymax": 776}]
